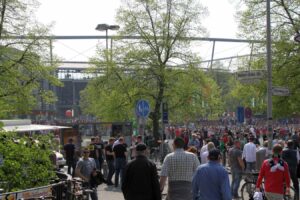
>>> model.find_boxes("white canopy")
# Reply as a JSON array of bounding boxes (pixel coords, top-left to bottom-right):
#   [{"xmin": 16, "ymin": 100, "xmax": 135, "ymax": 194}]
[{"xmin": 0, "ymin": 119, "xmax": 70, "ymax": 133}]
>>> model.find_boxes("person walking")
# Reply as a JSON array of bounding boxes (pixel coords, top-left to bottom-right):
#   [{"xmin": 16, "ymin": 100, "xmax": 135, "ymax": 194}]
[
  {"xmin": 160, "ymin": 137, "xmax": 200, "ymax": 200},
  {"xmin": 89, "ymin": 137, "xmax": 100, "ymax": 170},
  {"xmin": 105, "ymin": 137, "xmax": 115, "ymax": 185},
  {"xmin": 75, "ymin": 147, "xmax": 98, "ymax": 200},
  {"xmin": 64, "ymin": 137, "xmax": 76, "ymax": 176},
  {"xmin": 256, "ymin": 144, "xmax": 291, "ymax": 200},
  {"xmin": 122, "ymin": 143, "xmax": 161, "ymax": 200},
  {"xmin": 113, "ymin": 137, "xmax": 127, "ymax": 187},
  {"xmin": 200, "ymin": 142, "xmax": 215, "ymax": 164},
  {"xmin": 95, "ymin": 136, "xmax": 105, "ymax": 171},
  {"xmin": 282, "ymin": 140, "xmax": 299, "ymax": 200},
  {"xmin": 129, "ymin": 135, "xmax": 144, "ymax": 160},
  {"xmin": 242, "ymin": 135, "xmax": 257, "ymax": 172},
  {"xmin": 192, "ymin": 149, "xmax": 231, "ymax": 200},
  {"xmin": 228, "ymin": 140, "xmax": 245, "ymax": 199},
  {"xmin": 256, "ymin": 140, "xmax": 269, "ymax": 170}
]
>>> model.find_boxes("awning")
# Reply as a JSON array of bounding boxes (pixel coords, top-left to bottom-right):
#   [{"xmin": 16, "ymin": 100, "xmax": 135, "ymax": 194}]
[
  {"xmin": 0, "ymin": 119, "xmax": 70, "ymax": 132},
  {"xmin": 2, "ymin": 124, "xmax": 70, "ymax": 132}
]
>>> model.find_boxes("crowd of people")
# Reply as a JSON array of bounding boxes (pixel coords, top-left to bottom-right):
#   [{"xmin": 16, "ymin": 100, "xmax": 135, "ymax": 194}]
[{"xmin": 62, "ymin": 125, "xmax": 300, "ymax": 200}]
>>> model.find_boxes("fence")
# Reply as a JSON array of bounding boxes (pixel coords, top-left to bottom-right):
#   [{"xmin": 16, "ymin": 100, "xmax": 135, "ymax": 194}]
[{"xmin": 0, "ymin": 181, "xmax": 65, "ymax": 200}]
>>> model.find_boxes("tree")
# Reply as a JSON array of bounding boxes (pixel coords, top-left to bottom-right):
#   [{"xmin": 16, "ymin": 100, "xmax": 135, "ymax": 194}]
[
  {"xmin": 0, "ymin": 0, "xmax": 61, "ymax": 118},
  {"xmin": 81, "ymin": 0, "xmax": 223, "ymax": 139},
  {"xmin": 234, "ymin": 0, "xmax": 300, "ymax": 118},
  {"xmin": 0, "ymin": 131, "xmax": 55, "ymax": 191}
]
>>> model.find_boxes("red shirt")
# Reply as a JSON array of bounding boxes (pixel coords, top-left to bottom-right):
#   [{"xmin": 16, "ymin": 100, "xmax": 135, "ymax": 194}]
[
  {"xmin": 222, "ymin": 135, "xmax": 228, "ymax": 144},
  {"xmin": 256, "ymin": 158, "xmax": 290, "ymax": 194}
]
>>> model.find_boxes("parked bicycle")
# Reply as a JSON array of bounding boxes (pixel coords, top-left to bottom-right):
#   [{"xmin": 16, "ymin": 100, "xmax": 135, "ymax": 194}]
[{"xmin": 65, "ymin": 177, "xmax": 94, "ymax": 200}]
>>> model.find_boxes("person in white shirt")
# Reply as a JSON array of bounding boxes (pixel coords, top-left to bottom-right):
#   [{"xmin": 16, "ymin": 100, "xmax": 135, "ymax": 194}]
[
  {"xmin": 249, "ymin": 126, "xmax": 256, "ymax": 138},
  {"xmin": 200, "ymin": 142, "xmax": 215, "ymax": 164},
  {"xmin": 242, "ymin": 135, "xmax": 257, "ymax": 172}
]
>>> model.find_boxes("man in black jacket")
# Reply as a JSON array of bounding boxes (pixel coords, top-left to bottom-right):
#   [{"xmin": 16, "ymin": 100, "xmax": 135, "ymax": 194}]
[
  {"xmin": 122, "ymin": 143, "xmax": 161, "ymax": 200},
  {"xmin": 282, "ymin": 140, "xmax": 299, "ymax": 200}
]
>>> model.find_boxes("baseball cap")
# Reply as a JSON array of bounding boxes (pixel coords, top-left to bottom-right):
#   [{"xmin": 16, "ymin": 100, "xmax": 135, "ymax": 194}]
[{"xmin": 136, "ymin": 143, "xmax": 147, "ymax": 151}]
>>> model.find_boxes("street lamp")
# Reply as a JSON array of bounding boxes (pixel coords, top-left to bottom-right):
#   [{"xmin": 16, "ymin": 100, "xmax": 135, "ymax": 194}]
[
  {"xmin": 266, "ymin": 0, "xmax": 273, "ymax": 150},
  {"xmin": 95, "ymin": 23, "xmax": 120, "ymax": 50},
  {"xmin": 294, "ymin": 33, "xmax": 300, "ymax": 43}
]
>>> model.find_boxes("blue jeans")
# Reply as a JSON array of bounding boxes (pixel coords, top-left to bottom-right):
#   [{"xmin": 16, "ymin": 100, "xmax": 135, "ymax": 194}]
[
  {"xmin": 114, "ymin": 157, "xmax": 126, "ymax": 187},
  {"xmin": 231, "ymin": 171, "xmax": 242, "ymax": 197},
  {"xmin": 94, "ymin": 158, "xmax": 100, "ymax": 170},
  {"xmin": 246, "ymin": 162, "xmax": 256, "ymax": 172},
  {"xmin": 106, "ymin": 159, "xmax": 115, "ymax": 184}
]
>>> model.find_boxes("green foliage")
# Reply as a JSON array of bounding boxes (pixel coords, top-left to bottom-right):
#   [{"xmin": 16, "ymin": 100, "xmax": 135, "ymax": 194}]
[
  {"xmin": 0, "ymin": 131, "xmax": 55, "ymax": 192},
  {"xmin": 233, "ymin": 0, "xmax": 300, "ymax": 118},
  {"xmin": 81, "ymin": 0, "xmax": 220, "ymax": 139},
  {"xmin": 81, "ymin": 63, "xmax": 223, "ymax": 124},
  {"xmin": 0, "ymin": 0, "xmax": 62, "ymax": 117}
]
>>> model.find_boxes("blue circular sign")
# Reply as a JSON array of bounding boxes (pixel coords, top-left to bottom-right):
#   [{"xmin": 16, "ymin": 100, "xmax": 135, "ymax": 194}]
[{"xmin": 135, "ymin": 100, "xmax": 150, "ymax": 118}]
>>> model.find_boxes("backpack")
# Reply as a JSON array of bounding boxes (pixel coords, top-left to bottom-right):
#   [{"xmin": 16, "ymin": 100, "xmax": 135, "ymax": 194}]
[{"xmin": 90, "ymin": 170, "xmax": 107, "ymax": 187}]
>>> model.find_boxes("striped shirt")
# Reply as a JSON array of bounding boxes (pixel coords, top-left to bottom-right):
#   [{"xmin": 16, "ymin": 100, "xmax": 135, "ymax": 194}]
[{"xmin": 161, "ymin": 149, "xmax": 200, "ymax": 182}]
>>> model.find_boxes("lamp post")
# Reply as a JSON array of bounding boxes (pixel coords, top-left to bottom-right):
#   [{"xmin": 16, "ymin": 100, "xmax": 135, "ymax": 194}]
[
  {"xmin": 95, "ymin": 23, "xmax": 120, "ymax": 60},
  {"xmin": 266, "ymin": 0, "xmax": 273, "ymax": 150}
]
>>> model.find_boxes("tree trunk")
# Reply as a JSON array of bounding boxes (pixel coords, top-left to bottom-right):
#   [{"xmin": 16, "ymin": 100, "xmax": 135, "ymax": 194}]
[
  {"xmin": 152, "ymin": 82, "xmax": 164, "ymax": 142},
  {"xmin": 152, "ymin": 111, "xmax": 160, "ymax": 142}
]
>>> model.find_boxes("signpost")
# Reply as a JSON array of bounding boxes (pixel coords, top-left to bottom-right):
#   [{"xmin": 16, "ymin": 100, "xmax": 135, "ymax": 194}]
[
  {"xmin": 272, "ymin": 86, "xmax": 290, "ymax": 96},
  {"xmin": 245, "ymin": 107, "xmax": 252, "ymax": 119},
  {"xmin": 236, "ymin": 70, "xmax": 265, "ymax": 83},
  {"xmin": 237, "ymin": 106, "xmax": 245, "ymax": 123},
  {"xmin": 162, "ymin": 102, "xmax": 168, "ymax": 124},
  {"xmin": 135, "ymin": 100, "xmax": 150, "ymax": 135},
  {"xmin": 135, "ymin": 100, "xmax": 150, "ymax": 118}
]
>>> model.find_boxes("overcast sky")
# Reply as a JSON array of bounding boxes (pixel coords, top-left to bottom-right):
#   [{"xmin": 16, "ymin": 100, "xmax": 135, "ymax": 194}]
[{"xmin": 36, "ymin": 0, "xmax": 249, "ymax": 68}]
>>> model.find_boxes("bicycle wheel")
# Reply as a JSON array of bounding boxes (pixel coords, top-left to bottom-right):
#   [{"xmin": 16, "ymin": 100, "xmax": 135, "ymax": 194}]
[{"xmin": 241, "ymin": 182, "xmax": 256, "ymax": 200}]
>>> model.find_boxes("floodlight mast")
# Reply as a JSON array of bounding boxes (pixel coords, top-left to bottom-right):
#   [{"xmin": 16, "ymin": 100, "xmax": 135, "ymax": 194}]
[{"xmin": 95, "ymin": 23, "xmax": 120, "ymax": 50}]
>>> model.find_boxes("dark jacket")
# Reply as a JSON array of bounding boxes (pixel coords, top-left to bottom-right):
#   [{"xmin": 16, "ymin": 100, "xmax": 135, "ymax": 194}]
[
  {"xmin": 90, "ymin": 170, "xmax": 107, "ymax": 188},
  {"xmin": 122, "ymin": 155, "xmax": 161, "ymax": 200},
  {"xmin": 282, "ymin": 148, "xmax": 298, "ymax": 170}
]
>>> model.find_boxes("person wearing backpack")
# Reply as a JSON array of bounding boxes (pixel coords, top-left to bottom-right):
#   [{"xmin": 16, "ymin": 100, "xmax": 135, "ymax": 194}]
[{"xmin": 256, "ymin": 144, "xmax": 291, "ymax": 200}]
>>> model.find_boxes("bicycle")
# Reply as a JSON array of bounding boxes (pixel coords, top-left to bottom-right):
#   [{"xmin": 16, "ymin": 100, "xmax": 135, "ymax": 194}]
[
  {"xmin": 240, "ymin": 171, "xmax": 259, "ymax": 200},
  {"xmin": 22, "ymin": 195, "xmax": 56, "ymax": 200},
  {"xmin": 150, "ymin": 147, "xmax": 160, "ymax": 162},
  {"xmin": 240, "ymin": 172, "xmax": 296, "ymax": 200},
  {"xmin": 65, "ymin": 178, "xmax": 94, "ymax": 200}
]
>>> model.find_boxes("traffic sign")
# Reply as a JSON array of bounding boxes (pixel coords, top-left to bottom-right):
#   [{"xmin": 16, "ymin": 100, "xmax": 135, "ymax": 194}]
[
  {"xmin": 236, "ymin": 70, "xmax": 265, "ymax": 83},
  {"xmin": 162, "ymin": 102, "xmax": 168, "ymax": 124},
  {"xmin": 135, "ymin": 100, "xmax": 150, "ymax": 118},
  {"xmin": 245, "ymin": 107, "xmax": 252, "ymax": 119},
  {"xmin": 237, "ymin": 106, "xmax": 245, "ymax": 123},
  {"xmin": 272, "ymin": 86, "xmax": 290, "ymax": 96}
]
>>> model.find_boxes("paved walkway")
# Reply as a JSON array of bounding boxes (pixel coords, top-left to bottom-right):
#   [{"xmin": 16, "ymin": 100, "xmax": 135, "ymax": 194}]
[
  {"xmin": 97, "ymin": 184, "xmax": 123, "ymax": 200},
  {"xmin": 97, "ymin": 182, "xmax": 168, "ymax": 200}
]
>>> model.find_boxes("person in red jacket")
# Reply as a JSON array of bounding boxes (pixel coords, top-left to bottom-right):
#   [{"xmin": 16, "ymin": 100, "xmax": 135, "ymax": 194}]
[{"xmin": 256, "ymin": 144, "xmax": 291, "ymax": 199}]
